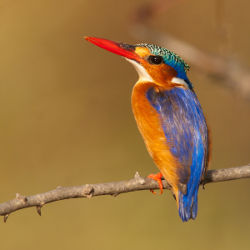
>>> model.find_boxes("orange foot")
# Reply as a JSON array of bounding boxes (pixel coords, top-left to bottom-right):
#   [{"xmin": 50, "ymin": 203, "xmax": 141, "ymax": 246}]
[{"xmin": 147, "ymin": 172, "xmax": 164, "ymax": 194}]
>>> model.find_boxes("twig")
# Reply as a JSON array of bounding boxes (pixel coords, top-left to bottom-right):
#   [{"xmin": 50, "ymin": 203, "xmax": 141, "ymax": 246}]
[{"xmin": 0, "ymin": 165, "xmax": 249, "ymax": 222}]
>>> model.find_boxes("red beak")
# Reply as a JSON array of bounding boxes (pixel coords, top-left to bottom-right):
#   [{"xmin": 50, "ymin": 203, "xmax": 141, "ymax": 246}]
[{"xmin": 85, "ymin": 36, "xmax": 140, "ymax": 62}]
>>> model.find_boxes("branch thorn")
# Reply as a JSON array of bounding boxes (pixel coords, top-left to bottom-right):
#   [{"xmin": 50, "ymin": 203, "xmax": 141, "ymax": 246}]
[
  {"xmin": 36, "ymin": 205, "xmax": 42, "ymax": 216},
  {"xmin": 3, "ymin": 214, "xmax": 9, "ymax": 223},
  {"xmin": 134, "ymin": 171, "xmax": 146, "ymax": 185}
]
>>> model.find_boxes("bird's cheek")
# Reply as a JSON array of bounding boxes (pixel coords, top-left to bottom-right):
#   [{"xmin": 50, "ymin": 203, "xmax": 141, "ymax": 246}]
[
  {"xmin": 156, "ymin": 65, "xmax": 178, "ymax": 88},
  {"xmin": 142, "ymin": 64, "xmax": 175, "ymax": 88}
]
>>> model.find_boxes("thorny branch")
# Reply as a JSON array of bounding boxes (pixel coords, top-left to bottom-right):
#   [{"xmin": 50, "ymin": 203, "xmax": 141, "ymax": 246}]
[
  {"xmin": 0, "ymin": 165, "xmax": 249, "ymax": 222},
  {"xmin": 129, "ymin": 0, "xmax": 250, "ymax": 98}
]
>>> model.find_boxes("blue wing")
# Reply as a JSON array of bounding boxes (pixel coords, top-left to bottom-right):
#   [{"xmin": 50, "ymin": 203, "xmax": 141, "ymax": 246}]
[{"xmin": 147, "ymin": 87, "xmax": 209, "ymax": 221}]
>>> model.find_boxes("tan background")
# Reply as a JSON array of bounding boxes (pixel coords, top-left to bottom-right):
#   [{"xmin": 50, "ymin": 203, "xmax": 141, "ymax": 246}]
[{"xmin": 0, "ymin": 0, "xmax": 250, "ymax": 249}]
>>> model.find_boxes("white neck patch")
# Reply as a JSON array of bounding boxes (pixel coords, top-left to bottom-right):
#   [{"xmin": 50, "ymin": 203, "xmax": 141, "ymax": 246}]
[
  {"xmin": 125, "ymin": 58, "xmax": 153, "ymax": 83},
  {"xmin": 171, "ymin": 77, "xmax": 188, "ymax": 87}
]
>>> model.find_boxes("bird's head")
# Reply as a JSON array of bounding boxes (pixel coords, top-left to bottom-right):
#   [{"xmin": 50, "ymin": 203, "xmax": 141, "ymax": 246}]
[{"xmin": 85, "ymin": 37, "xmax": 191, "ymax": 89}]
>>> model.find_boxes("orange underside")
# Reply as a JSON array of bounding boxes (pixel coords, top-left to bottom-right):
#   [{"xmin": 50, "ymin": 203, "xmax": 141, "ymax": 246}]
[{"xmin": 132, "ymin": 81, "xmax": 181, "ymax": 204}]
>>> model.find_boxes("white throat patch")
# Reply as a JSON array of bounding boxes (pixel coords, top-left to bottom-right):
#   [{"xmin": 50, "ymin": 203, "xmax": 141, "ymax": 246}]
[{"xmin": 125, "ymin": 58, "xmax": 153, "ymax": 83}]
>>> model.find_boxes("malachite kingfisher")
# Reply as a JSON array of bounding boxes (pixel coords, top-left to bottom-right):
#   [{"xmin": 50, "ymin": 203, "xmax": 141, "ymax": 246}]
[{"xmin": 85, "ymin": 36, "xmax": 210, "ymax": 222}]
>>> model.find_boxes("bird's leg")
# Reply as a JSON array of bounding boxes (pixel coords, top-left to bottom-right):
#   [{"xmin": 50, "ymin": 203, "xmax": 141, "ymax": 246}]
[{"xmin": 147, "ymin": 172, "xmax": 164, "ymax": 194}]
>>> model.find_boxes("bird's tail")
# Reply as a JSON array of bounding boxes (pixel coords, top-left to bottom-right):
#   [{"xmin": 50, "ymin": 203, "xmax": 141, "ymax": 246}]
[{"xmin": 178, "ymin": 186, "xmax": 199, "ymax": 222}]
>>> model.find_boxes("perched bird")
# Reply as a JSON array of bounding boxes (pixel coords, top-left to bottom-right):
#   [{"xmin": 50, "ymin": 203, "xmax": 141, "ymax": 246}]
[{"xmin": 85, "ymin": 37, "xmax": 210, "ymax": 222}]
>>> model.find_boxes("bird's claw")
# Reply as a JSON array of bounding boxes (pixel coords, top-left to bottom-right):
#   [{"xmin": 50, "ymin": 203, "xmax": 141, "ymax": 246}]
[{"xmin": 147, "ymin": 172, "xmax": 164, "ymax": 194}]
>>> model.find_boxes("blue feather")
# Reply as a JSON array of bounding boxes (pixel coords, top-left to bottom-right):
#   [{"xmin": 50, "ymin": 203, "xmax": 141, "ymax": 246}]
[{"xmin": 146, "ymin": 87, "xmax": 208, "ymax": 221}]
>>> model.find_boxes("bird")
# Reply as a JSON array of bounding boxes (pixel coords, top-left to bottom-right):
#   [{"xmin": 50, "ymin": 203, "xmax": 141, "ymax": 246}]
[{"xmin": 85, "ymin": 36, "xmax": 210, "ymax": 222}]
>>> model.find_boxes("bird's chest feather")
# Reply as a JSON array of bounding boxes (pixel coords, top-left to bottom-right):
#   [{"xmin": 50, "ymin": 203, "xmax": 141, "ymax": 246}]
[{"xmin": 132, "ymin": 82, "xmax": 170, "ymax": 158}]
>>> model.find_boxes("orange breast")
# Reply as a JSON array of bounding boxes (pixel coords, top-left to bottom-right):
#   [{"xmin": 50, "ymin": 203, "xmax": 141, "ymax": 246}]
[{"xmin": 131, "ymin": 82, "xmax": 180, "ymax": 201}]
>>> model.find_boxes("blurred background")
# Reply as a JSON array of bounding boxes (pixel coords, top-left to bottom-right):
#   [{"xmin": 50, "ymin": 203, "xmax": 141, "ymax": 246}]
[{"xmin": 0, "ymin": 0, "xmax": 250, "ymax": 249}]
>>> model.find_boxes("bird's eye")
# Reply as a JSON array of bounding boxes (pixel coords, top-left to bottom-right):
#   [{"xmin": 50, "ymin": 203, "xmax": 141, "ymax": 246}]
[{"xmin": 147, "ymin": 55, "xmax": 163, "ymax": 65}]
